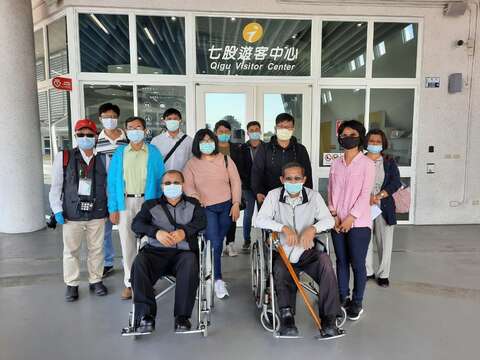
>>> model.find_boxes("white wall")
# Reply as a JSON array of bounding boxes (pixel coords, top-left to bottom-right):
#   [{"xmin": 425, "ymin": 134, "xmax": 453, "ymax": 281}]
[{"xmin": 32, "ymin": 0, "xmax": 480, "ymax": 225}]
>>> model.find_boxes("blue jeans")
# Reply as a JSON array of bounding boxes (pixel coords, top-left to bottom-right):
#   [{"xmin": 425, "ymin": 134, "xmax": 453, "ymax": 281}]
[
  {"xmin": 331, "ymin": 227, "xmax": 371, "ymax": 304},
  {"xmin": 205, "ymin": 201, "xmax": 232, "ymax": 280},
  {"xmin": 242, "ymin": 190, "xmax": 256, "ymax": 244},
  {"xmin": 103, "ymin": 219, "xmax": 115, "ymax": 267}
]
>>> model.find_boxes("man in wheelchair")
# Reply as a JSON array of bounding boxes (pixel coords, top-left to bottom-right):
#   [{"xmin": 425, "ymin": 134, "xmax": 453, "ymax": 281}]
[
  {"xmin": 256, "ymin": 162, "xmax": 344, "ymax": 339},
  {"xmin": 130, "ymin": 170, "xmax": 207, "ymax": 334}
]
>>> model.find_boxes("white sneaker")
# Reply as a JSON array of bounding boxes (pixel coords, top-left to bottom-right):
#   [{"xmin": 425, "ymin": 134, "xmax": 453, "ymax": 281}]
[
  {"xmin": 215, "ymin": 280, "xmax": 230, "ymax": 299},
  {"xmin": 226, "ymin": 243, "xmax": 238, "ymax": 257}
]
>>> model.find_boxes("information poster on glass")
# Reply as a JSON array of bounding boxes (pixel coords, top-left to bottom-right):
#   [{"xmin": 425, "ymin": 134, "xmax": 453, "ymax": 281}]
[{"xmin": 196, "ymin": 17, "xmax": 311, "ymax": 76}]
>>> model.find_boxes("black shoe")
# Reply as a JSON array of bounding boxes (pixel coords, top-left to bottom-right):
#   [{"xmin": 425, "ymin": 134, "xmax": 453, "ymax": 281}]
[
  {"xmin": 89, "ymin": 282, "xmax": 108, "ymax": 296},
  {"xmin": 278, "ymin": 307, "xmax": 299, "ymax": 337},
  {"xmin": 366, "ymin": 274, "xmax": 375, "ymax": 281},
  {"xmin": 137, "ymin": 315, "xmax": 155, "ymax": 334},
  {"xmin": 102, "ymin": 266, "xmax": 114, "ymax": 278},
  {"xmin": 340, "ymin": 297, "xmax": 350, "ymax": 309},
  {"xmin": 241, "ymin": 242, "xmax": 251, "ymax": 253},
  {"xmin": 65, "ymin": 286, "xmax": 79, "ymax": 302},
  {"xmin": 346, "ymin": 301, "xmax": 364, "ymax": 321},
  {"xmin": 174, "ymin": 316, "xmax": 192, "ymax": 332},
  {"xmin": 377, "ymin": 278, "xmax": 390, "ymax": 287},
  {"xmin": 318, "ymin": 317, "xmax": 346, "ymax": 340}
]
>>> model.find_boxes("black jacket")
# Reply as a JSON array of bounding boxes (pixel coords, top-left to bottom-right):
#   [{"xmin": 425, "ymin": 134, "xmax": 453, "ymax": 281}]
[
  {"xmin": 237, "ymin": 141, "xmax": 264, "ymax": 190},
  {"xmin": 251, "ymin": 136, "xmax": 313, "ymax": 196},
  {"xmin": 379, "ymin": 156, "xmax": 402, "ymax": 225},
  {"xmin": 131, "ymin": 195, "xmax": 207, "ymax": 253}
]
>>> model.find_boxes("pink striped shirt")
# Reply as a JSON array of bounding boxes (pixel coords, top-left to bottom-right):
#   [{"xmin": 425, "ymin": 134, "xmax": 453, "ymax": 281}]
[{"xmin": 328, "ymin": 152, "xmax": 375, "ymax": 229}]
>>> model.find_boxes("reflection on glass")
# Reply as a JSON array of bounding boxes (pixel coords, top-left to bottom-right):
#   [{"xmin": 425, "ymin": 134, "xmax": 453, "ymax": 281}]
[
  {"xmin": 79, "ymin": 14, "xmax": 130, "ymax": 73},
  {"xmin": 83, "ymin": 85, "xmax": 134, "ymax": 128},
  {"xmin": 318, "ymin": 178, "xmax": 328, "ymax": 204},
  {"xmin": 263, "ymin": 94, "xmax": 303, "ymax": 143},
  {"xmin": 137, "ymin": 16, "xmax": 186, "ymax": 74},
  {"xmin": 372, "ymin": 23, "xmax": 418, "ymax": 78},
  {"xmin": 369, "ymin": 88, "xmax": 414, "ymax": 166},
  {"xmin": 49, "ymin": 89, "xmax": 72, "ymax": 156},
  {"xmin": 196, "ymin": 17, "xmax": 311, "ymax": 76},
  {"xmin": 38, "ymin": 92, "xmax": 51, "ymax": 184},
  {"xmin": 320, "ymin": 89, "xmax": 365, "ymax": 166},
  {"xmin": 34, "ymin": 30, "xmax": 45, "ymax": 81},
  {"xmin": 322, "ymin": 22, "xmax": 367, "ymax": 78},
  {"xmin": 138, "ymin": 86, "xmax": 186, "ymax": 138},
  {"xmin": 205, "ymin": 93, "xmax": 246, "ymax": 143},
  {"xmin": 47, "ymin": 17, "xmax": 69, "ymax": 78}
]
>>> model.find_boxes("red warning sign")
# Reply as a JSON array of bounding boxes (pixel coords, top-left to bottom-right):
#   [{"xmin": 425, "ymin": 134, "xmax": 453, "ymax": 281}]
[{"xmin": 52, "ymin": 76, "xmax": 72, "ymax": 91}]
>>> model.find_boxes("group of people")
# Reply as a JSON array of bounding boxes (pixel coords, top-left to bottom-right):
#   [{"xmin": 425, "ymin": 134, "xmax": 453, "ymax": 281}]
[{"xmin": 49, "ymin": 103, "xmax": 402, "ymax": 339}]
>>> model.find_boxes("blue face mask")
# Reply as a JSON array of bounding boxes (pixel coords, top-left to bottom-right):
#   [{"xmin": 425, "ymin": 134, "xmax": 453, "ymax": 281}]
[
  {"xmin": 249, "ymin": 132, "xmax": 262, "ymax": 141},
  {"xmin": 77, "ymin": 136, "xmax": 95, "ymax": 150},
  {"xmin": 199, "ymin": 142, "xmax": 215, "ymax": 155},
  {"xmin": 165, "ymin": 120, "xmax": 180, "ymax": 132},
  {"xmin": 284, "ymin": 182, "xmax": 303, "ymax": 194},
  {"xmin": 127, "ymin": 129, "xmax": 145, "ymax": 144},
  {"xmin": 218, "ymin": 134, "xmax": 231, "ymax": 143},
  {"xmin": 163, "ymin": 184, "xmax": 183, "ymax": 199},
  {"xmin": 367, "ymin": 144, "xmax": 383, "ymax": 154}
]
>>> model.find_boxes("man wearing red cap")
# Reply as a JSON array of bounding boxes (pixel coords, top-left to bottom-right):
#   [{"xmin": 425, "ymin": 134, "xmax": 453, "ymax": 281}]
[{"xmin": 49, "ymin": 119, "xmax": 109, "ymax": 302}]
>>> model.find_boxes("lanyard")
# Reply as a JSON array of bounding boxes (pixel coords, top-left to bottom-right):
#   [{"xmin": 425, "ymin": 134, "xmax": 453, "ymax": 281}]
[{"xmin": 79, "ymin": 157, "xmax": 95, "ymax": 178}]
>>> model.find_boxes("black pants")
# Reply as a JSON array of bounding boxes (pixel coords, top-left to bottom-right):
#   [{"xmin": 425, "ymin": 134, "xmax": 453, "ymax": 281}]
[
  {"xmin": 273, "ymin": 248, "xmax": 341, "ymax": 320},
  {"xmin": 131, "ymin": 245, "xmax": 199, "ymax": 321},
  {"xmin": 226, "ymin": 221, "xmax": 236, "ymax": 245}
]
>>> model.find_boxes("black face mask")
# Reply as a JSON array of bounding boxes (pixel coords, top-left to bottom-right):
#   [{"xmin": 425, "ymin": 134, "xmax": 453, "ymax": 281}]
[{"xmin": 339, "ymin": 136, "xmax": 360, "ymax": 150}]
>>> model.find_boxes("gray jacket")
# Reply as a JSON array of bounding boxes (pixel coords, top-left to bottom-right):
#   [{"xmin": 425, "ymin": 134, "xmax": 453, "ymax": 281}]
[
  {"xmin": 131, "ymin": 195, "xmax": 207, "ymax": 252},
  {"xmin": 256, "ymin": 186, "xmax": 335, "ymax": 263}
]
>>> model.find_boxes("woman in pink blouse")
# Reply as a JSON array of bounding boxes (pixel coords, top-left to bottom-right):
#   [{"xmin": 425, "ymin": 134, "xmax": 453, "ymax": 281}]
[
  {"xmin": 183, "ymin": 128, "xmax": 242, "ymax": 300},
  {"xmin": 328, "ymin": 120, "xmax": 375, "ymax": 322}
]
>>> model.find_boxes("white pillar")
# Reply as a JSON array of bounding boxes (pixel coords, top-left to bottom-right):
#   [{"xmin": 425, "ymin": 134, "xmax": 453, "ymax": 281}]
[{"xmin": 0, "ymin": 0, "xmax": 45, "ymax": 233}]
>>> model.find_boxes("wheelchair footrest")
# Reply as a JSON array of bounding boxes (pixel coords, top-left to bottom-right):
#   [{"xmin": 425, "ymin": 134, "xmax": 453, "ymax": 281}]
[{"xmin": 121, "ymin": 326, "xmax": 152, "ymax": 337}]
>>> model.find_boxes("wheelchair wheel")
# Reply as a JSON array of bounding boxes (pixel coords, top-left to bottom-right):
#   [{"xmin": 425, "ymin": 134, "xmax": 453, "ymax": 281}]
[
  {"xmin": 205, "ymin": 244, "xmax": 214, "ymax": 310},
  {"xmin": 250, "ymin": 241, "xmax": 265, "ymax": 309},
  {"xmin": 337, "ymin": 306, "xmax": 347, "ymax": 328},
  {"xmin": 260, "ymin": 309, "xmax": 280, "ymax": 333}
]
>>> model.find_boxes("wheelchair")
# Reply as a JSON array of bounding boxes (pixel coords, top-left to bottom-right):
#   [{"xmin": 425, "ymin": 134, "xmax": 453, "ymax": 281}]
[
  {"xmin": 251, "ymin": 229, "xmax": 347, "ymax": 338},
  {"xmin": 122, "ymin": 232, "xmax": 214, "ymax": 338}
]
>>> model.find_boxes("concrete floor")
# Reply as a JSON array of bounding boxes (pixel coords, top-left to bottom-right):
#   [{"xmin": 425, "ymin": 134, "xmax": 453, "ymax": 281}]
[{"xmin": 1, "ymin": 225, "xmax": 479, "ymax": 360}]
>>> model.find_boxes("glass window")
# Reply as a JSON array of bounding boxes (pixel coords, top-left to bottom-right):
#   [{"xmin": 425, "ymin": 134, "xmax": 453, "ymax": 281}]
[
  {"xmin": 372, "ymin": 23, "xmax": 418, "ymax": 78},
  {"xmin": 79, "ymin": 13, "xmax": 130, "ymax": 73},
  {"xmin": 137, "ymin": 16, "xmax": 186, "ymax": 74},
  {"xmin": 320, "ymin": 89, "xmax": 366, "ymax": 166},
  {"xmin": 49, "ymin": 89, "xmax": 72, "ymax": 155},
  {"xmin": 83, "ymin": 84, "xmax": 134, "ymax": 128},
  {"xmin": 321, "ymin": 22, "xmax": 367, "ymax": 78},
  {"xmin": 263, "ymin": 94, "xmax": 303, "ymax": 143},
  {"xmin": 34, "ymin": 30, "xmax": 46, "ymax": 81},
  {"xmin": 369, "ymin": 88, "xmax": 414, "ymax": 166},
  {"xmin": 204, "ymin": 93, "xmax": 247, "ymax": 143},
  {"xmin": 47, "ymin": 17, "xmax": 69, "ymax": 78},
  {"xmin": 137, "ymin": 85, "xmax": 186, "ymax": 138},
  {"xmin": 196, "ymin": 17, "xmax": 311, "ymax": 76},
  {"xmin": 318, "ymin": 178, "xmax": 328, "ymax": 204}
]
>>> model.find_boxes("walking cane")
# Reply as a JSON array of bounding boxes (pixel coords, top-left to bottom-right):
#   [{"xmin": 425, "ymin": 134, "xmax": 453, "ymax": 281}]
[{"xmin": 271, "ymin": 232, "xmax": 322, "ymax": 331}]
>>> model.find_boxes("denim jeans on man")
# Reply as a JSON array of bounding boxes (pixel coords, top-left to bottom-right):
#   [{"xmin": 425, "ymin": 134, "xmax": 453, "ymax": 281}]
[
  {"xmin": 331, "ymin": 227, "xmax": 371, "ymax": 304},
  {"xmin": 103, "ymin": 219, "xmax": 114, "ymax": 267},
  {"xmin": 242, "ymin": 190, "xmax": 256, "ymax": 245},
  {"xmin": 204, "ymin": 201, "xmax": 232, "ymax": 279}
]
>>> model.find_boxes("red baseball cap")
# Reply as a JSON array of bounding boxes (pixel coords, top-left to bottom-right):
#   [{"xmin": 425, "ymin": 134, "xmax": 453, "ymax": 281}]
[{"xmin": 74, "ymin": 119, "xmax": 97, "ymax": 133}]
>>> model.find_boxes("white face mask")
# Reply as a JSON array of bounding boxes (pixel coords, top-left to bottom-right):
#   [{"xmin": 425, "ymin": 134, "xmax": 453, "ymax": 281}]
[
  {"xmin": 276, "ymin": 128, "xmax": 293, "ymax": 141},
  {"xmin": 101, "ymin": 117, "xmax": 118, "ymax": 130}
]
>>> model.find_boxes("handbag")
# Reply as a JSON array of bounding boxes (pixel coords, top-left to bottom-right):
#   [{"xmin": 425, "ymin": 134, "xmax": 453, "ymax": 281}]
[{"xmin": 393, "ymin": 185, "xmax": 411, "ymax": 213}]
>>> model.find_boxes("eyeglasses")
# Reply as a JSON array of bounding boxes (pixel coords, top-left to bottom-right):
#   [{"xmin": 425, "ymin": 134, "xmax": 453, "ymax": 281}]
[
  {"xmin": 284, "ymin": 176, "xmax": 304, "ymax": 181},
  {"xmin": 339, "ymin": 134, "xmax": 359, "ymax": 139},
  {"xmin": 76, "ymin": 133, "xmax": 95, "ymax": 138},
  {"xmin": 163, "ymin": 181, "xmax": 182, "ymax": 185}
]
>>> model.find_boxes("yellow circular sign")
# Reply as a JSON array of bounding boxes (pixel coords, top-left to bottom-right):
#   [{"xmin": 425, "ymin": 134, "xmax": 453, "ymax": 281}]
[{"xmin": 242, "ymin": 22, "xmax": 263, "ymax": 43}]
